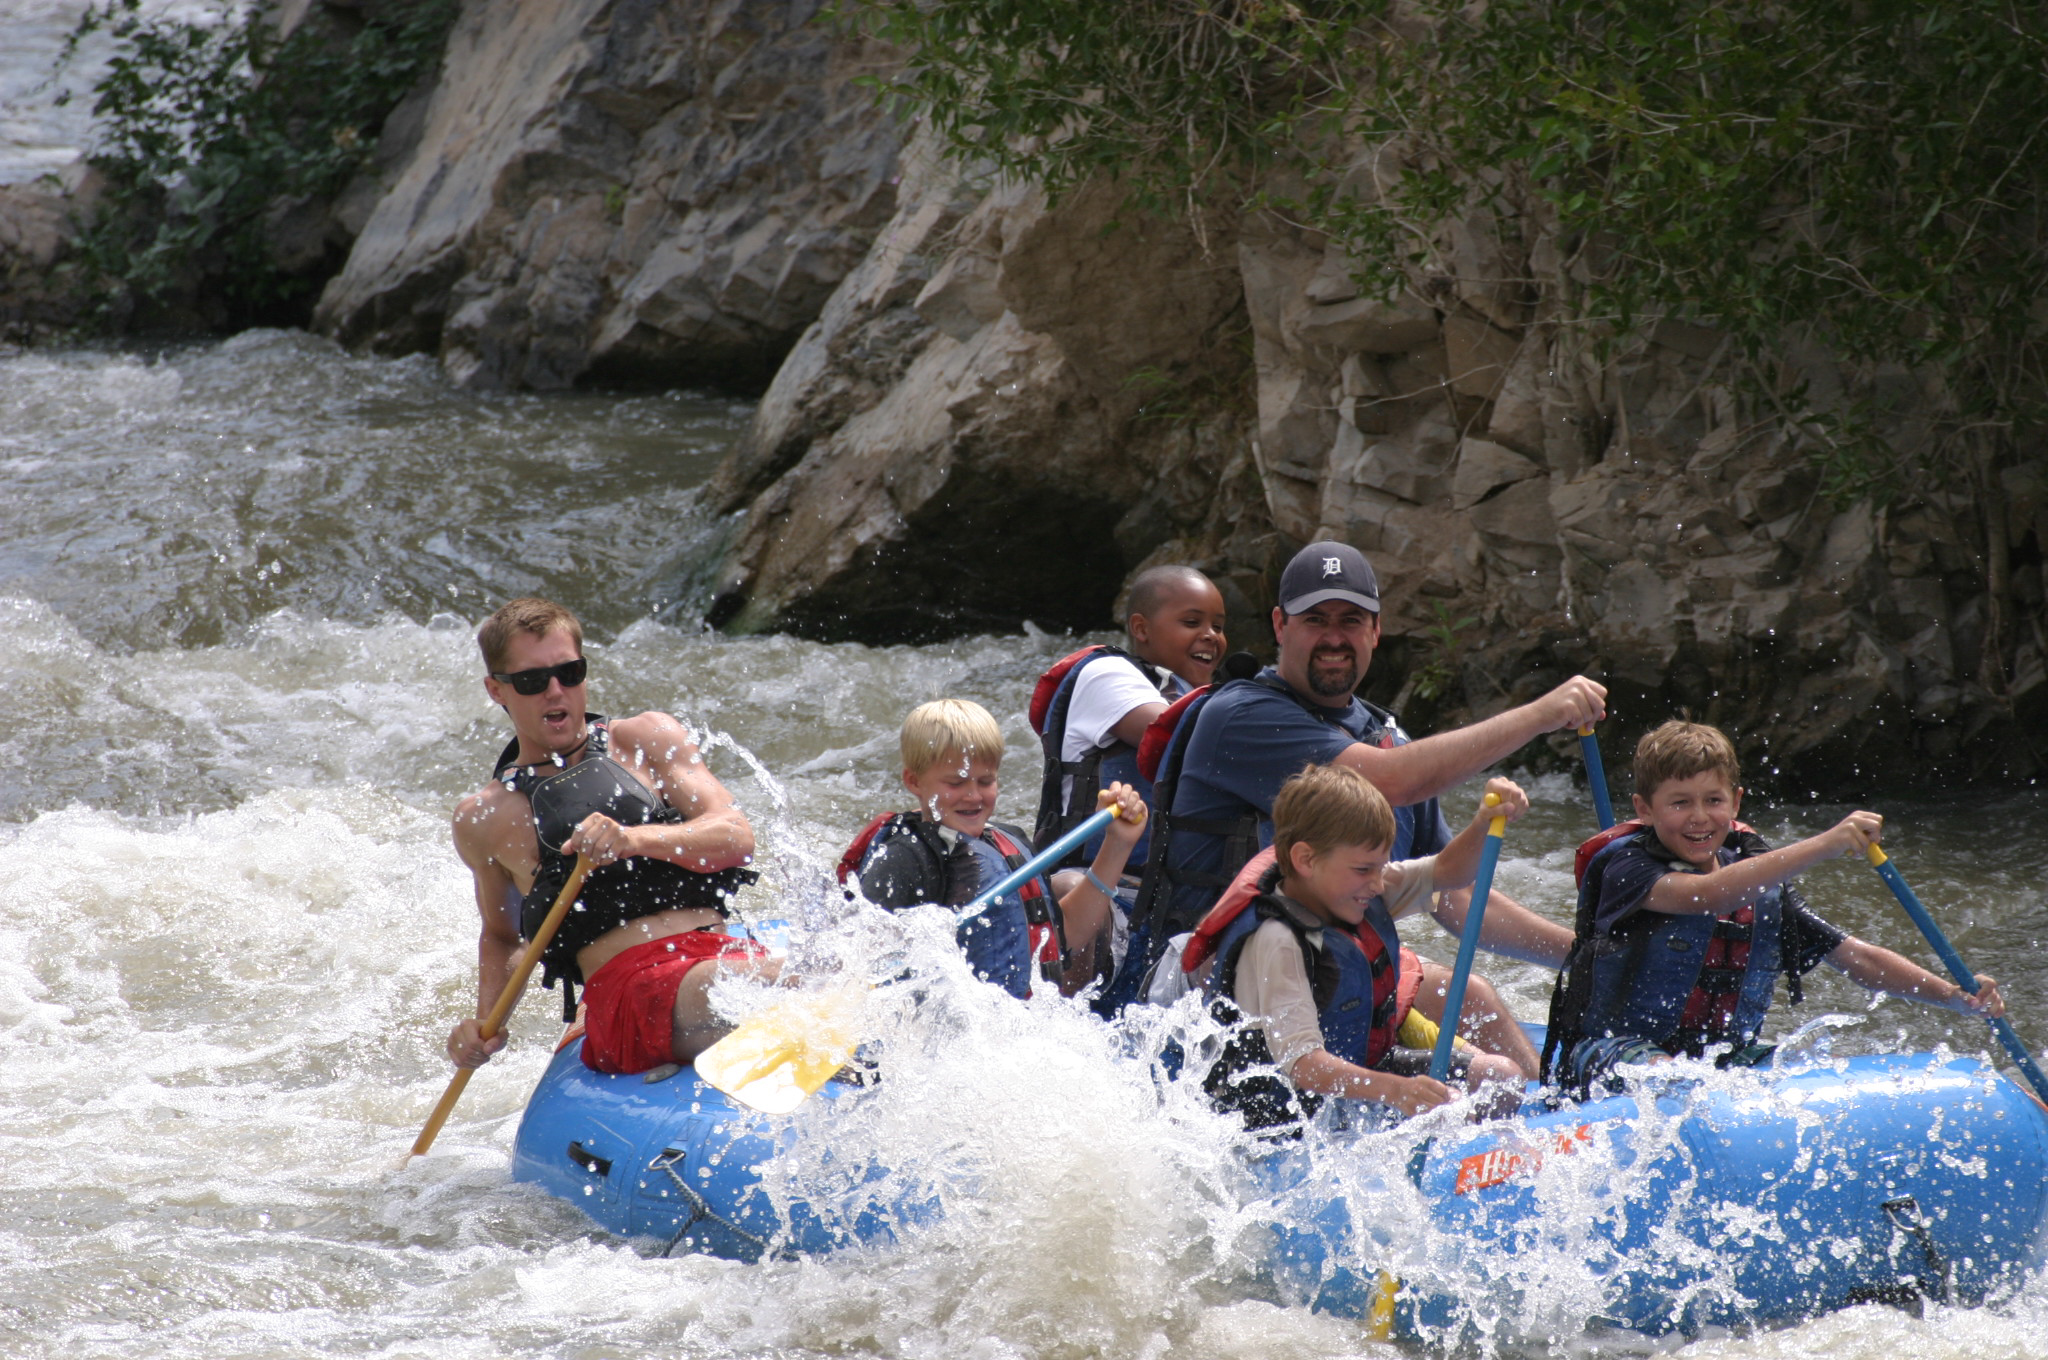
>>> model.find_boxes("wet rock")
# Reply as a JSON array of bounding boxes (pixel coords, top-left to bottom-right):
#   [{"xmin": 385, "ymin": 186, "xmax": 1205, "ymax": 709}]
[
  {"xmin": 315, "ymin": 0, "xmax": 904, "ymax": 391},
  {"xmin": 676, "ymin": 68, "xmax": 2045, "ymax": 786},
  {"xmin": 703, "ymin": 143, "xmax": 1253, "ymax": 643},
  {"xmin": 0, "ymin": 166, "xmax": 104, "ymax": 342}
]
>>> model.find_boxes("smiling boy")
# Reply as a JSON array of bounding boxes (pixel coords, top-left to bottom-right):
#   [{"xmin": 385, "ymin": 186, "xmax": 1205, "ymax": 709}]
[
  {"xmin": 1203, "ymin": 764, "xmax": 1531, "ymax": 1128},
  {"xmin": 1032, "ymin": 565, "xmax": 1227, "ymax": 867},
  {"xmin": 846, "ymin": 699, "xmax": 1149, "ymax": 996},
  {"xmin": 1544, "ymin": 720, "xmax": 2004, "ymax": 1091}
]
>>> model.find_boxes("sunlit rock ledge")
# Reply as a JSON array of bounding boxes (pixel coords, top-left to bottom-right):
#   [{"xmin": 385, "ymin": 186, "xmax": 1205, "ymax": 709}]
[
  {"xmin": 689, "ymin": 122, "xmax": 2047, "ymax": 791},
  {"xmin": 312, "ymin": 0, "xmax": 904, "ymax": 392}
]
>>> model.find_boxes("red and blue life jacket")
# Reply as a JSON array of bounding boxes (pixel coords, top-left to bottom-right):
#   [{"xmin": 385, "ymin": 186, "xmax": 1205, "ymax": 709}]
[
  {"xmin": 1541, "ymin": 819, "xmax": 1791, "ymax": 1082},
  {"xmin": 1199, "ymin": 883, "xmax": 1401, "ymax": 1132},
  {"xmin": 1028, "ymin": 644, "xmax": 1173, "ymax": 868}
]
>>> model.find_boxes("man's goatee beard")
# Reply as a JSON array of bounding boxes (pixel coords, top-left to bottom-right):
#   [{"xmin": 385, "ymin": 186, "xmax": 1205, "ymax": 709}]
[{"xmin": 1306, "ymin": 657, "xmax": 1360, "ymax": 698}]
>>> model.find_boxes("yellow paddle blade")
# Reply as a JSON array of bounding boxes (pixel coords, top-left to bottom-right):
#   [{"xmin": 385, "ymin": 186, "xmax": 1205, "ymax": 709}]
[
  {"xmin": 696, "ymin": 983, "xmax": 866, "ymax": 1115},
  {"xmin": 1397, "ymin": 1008, "xmax": 1471, "ymax": 1054}
]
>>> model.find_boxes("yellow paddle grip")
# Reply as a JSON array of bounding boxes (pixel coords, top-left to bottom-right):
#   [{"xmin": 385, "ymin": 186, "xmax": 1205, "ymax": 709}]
[
  {"xmin": 1366, "ymin": 1270, "xmax": 1400, "ymax": 1340},
  {"xmin": 1483, "ymin": 789, "xmax": 1506, "ymax": 837}
]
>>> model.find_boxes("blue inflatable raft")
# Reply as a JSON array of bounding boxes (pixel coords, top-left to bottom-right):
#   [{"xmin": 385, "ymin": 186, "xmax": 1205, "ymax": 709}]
[{"xmin": 513, "ymin": 1039, "xmax": 2048, "ymax": 1339}]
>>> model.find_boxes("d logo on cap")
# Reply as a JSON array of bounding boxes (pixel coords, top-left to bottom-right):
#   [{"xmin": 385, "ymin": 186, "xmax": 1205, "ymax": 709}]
[{"xmin": 1279, "ymin": 540, "xmax": 1382, "ymax": 615}]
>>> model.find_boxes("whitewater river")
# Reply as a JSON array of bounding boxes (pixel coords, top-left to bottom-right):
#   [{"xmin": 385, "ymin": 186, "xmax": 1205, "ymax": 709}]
[{"xmin": 2, "ymin": 332, "xmax": 2046, "ymax": 1358}]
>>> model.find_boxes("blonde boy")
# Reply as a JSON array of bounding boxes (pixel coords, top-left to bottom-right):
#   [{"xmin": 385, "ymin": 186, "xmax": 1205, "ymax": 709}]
[
  {"xmin": 1545, "ymin": 720, "xmax": 2003, "ymax": 1090},
  {"xmin": 1203, "ymin": 763, "xmax": 1530, "ymax": 1129},
  {"xmin": 845, "ymin": 699, "xmax": 1147, "ymax": 997}
]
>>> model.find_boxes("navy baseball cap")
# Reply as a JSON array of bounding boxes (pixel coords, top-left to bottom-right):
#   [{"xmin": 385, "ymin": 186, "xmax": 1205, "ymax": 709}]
[{"xmin": 1279, "ymin": 541, "xmax": 1381, "ymax": 614}]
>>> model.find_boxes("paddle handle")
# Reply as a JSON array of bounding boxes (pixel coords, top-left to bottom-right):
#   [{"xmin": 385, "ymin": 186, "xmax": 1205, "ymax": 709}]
[
  {"xmin": 960, "ymin": 807, "xmax": 1118, "ymax": 922},
  {"xmin": 1578, "ymin": 726, "xmax": 1615, "ymax": 830},
  {"xmin": 1867, "ymin": 844, "xmax": 2048, "ymax": 1105},
  {"xmin": 406, "ymin": 855, "xmax": 593, "ymax": 1162},
  {"xmin": 1429, "ymin": 795, "xmax": 1506, "ymax": 1081}
]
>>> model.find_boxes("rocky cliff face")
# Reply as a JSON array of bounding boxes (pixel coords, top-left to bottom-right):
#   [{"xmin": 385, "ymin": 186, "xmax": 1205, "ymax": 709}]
[
  {"xmin": 0, "ymin": 166, "xmax": 102, "ymax": 345},
  {"xmin": 1227, "ymin": 209, "xmax": 2047, "ymax": 785},
  {"xmin": 700, "ymin": 148, "xmax": 1277, "ymax": 643},
  {"xmin": 313, "ymin": 0, "xmax": 904, "ymax": 391},
  {"xmin": 703, "ymin": 136, "xmax": 2047, "ymax": 786}
]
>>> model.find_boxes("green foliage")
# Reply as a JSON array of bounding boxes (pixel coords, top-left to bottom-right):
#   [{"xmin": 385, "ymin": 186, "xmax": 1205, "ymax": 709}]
[
  {"xmin": 853, "ymin": 0, "xmax": 2048, "ymax": 497},
  {"xmin": 1121, "ymin": 364, "xmax": 1199, "ymax": 423},
  {"xmin": 1412, "ymin": 599, "xmax": 1476, "ymax": 701},
  {"xmin": 61, "ymin": 0, "xmax": 456, "ymax": 324}
]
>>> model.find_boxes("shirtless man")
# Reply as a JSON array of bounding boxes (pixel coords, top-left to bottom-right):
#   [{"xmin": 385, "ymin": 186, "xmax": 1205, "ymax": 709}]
[{"xmin": 445, "ymin": 597, "xmax": 769, "ymax": 1076}]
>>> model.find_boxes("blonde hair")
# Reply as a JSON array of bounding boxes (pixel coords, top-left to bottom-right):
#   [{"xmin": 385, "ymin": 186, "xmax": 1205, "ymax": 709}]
[
  {"xmin": 477, "ymin": 597, "xmax": 583, "ymax": 673},
  {"xmin": 900, "ymin": 699, "xmax": 1005, "ymax": 776},
  {"xmin": 1633, "ymin": 720, "xmax": 1741, "ymax": 798},
  {"xmin": 1272, "ymin": 763, "xmax": 1396, "ymax": 868}
]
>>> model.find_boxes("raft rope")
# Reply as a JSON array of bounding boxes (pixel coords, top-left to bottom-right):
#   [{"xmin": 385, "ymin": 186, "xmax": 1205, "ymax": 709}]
[
  {"xmin": 1882, "ymin": 1194, "xmax": 1952, "ymax": 1304},
  {"xmin": 649, "ymin": 1146, "xmax": 784, "ymax": 1260}
]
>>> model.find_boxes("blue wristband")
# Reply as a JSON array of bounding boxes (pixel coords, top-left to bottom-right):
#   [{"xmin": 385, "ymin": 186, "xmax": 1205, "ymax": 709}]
[{"xmin": 1084, "ymin": 869, "xmax": 1119, "ymax": 900}]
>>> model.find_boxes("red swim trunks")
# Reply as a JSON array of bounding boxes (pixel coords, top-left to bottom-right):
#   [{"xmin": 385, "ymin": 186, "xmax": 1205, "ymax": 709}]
[{"xmin": 579, "ymin": 930, "xmax": 765, "ymax": 1075}]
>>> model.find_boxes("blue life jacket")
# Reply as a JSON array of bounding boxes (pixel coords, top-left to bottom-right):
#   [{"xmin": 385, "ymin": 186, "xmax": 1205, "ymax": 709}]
[
  {"xmin": 494, "ymin": 717, "xmax": 754, "ymax": 1020},
  {"xmin": 1543, "ymin": 827, "xmax": 1788, "ymax": 1080},
  {"xmin": 1028, "ymin": 644, "xmax": 1175, "ymax": 868},
  {"xmin": 1123, "ymin": 655, "xmax": 1271, "ymax": 932},
  {"xmin": 1087, "ymin": 658, "xmax": 1263, "ymax": 1017},
  {"xmin": 1201, "ymin": 891, "xmax": 1401, "ymax": 1131}
]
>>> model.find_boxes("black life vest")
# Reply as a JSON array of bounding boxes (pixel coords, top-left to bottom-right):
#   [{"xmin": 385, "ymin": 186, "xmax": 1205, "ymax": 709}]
[
  {"xmin": 1201, "ymin": 890, "xmax": 1400, "ymax": 1132},
  {"xmin": 1027, "ymin": 644, "xmax": 1174, "ymax": 867},
  {"xmin": 838, "ymin": 812, "xmax": 1068, "ymax": 989},
  {"xmin": 495, "ymin": 717, "xmax": 755, "ymax": 1020},
  {"xmin": 1541, "ymin": 820, "xmax": 1799, "ymax": 1083}
]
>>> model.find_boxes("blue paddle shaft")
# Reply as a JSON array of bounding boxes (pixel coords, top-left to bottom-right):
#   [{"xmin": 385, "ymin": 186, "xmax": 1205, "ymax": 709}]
[
  {"xmin": 1429, "ymin": 824, "xmax": 1505, "ymax": 1081},
  {"xmin": 959, "ymin": 807, "xmax": 1116, "ymax": 922},
  {"xmin": 1871, "ymin": 855, "xmax": 2048, "ymax": 1105},
  {"xmin": 1579, "ymin": 729, "xmax": 1615, "ymax": 830}
]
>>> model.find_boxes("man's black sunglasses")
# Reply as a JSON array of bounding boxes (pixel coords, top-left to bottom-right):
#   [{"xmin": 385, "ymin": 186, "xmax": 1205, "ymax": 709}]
[{"xmin": 490, "ymin": 657, "xmax": 588, "ymax": 695}]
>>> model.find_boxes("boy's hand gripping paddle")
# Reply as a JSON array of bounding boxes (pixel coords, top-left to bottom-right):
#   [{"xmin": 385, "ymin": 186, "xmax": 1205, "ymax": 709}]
[
  {"xmin": 1429, "ymin": 793, "xmax": 1507, "ymax": 1081},
  {"xmin": 699, "ymin": 807, "xmax": 1121, "ymax": 1113},
  {"xmin": 1579, "ymin": 726, "xmax": 1616, "ymax": 830},
  {"xmin": 1865, "ymin": 843, "xmax": 2048, "ymax": 1106}
]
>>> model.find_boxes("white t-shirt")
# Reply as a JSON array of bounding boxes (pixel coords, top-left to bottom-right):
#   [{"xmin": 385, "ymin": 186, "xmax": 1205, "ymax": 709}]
[
  {"xmin": 1235, "ymin": 856, "xmax": 1439, "ymax": 1078},
  {"xmin": 1059, "ymin": 653, "xmax": 1186, "ymax": 807}
]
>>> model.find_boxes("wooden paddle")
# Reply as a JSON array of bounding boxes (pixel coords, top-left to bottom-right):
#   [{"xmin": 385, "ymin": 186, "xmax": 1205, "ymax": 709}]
[
  {"xmin": 698, "ymin": 806, "xmax": 1122, "ymax": 1113},
  {"xmin": 1865, "ymin": 843, "xmax": 2048, "ymax": 1106},
  {"xmin": 1429, "ymin": 792, "xmax": 1507, "ymax": 1081},
  {"xmin": 403, "ymin": 854, "xmax": 592, "ymax": 1164}
]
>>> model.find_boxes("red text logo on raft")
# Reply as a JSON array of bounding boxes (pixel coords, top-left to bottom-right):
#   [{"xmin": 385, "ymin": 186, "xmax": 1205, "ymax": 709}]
[{"xmin": 1453, "ymin": 1125, "xmax": 1594, "ymax": 1195}]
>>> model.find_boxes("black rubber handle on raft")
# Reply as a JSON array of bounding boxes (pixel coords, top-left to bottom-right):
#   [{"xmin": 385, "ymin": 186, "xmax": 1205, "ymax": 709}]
[{"xmin": 567, "ymin": 1141, "xmax": 612, "ymax": 1177}]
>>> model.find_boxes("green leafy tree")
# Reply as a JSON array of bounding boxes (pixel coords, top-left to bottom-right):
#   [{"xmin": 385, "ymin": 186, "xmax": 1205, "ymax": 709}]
[
  {"xmin": 855, "ymin": 0, "xmax": 2047, "ymax": 503},
  {"xmin": 62, "ymin": 0, "xmax": 457, "ymax": 326}
]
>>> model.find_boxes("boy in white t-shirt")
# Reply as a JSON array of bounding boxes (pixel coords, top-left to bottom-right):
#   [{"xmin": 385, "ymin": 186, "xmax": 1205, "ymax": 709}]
[
  {"xmin": 1203, "ymin": 764, "xmax": 1530, "ymax": 1129},
  {"xmin": 1060, "ymin": 566, "xmax": 1228, "ymax": 799},
  {"xmin": 1034, "ymin": 566, "xmax": 1227, "ymax": 988}
]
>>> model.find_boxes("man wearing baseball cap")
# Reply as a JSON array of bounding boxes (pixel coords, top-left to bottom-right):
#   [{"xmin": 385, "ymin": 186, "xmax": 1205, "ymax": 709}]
[{"xmin": 1135, "ymin": 540, "xmax": 1606, "ymax": 1073}]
